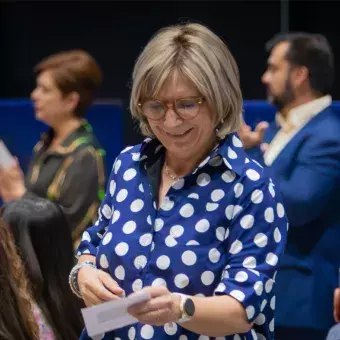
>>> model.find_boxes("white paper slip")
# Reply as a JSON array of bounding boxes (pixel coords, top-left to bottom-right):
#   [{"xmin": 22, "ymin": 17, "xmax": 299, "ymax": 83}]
[
  {"xmin": 81, "ymin": 290, "xmax": 151, "ymax": 337},
  {"xmin": 0, "ymin": 140, "xmax": 15, "ymax": 170}
]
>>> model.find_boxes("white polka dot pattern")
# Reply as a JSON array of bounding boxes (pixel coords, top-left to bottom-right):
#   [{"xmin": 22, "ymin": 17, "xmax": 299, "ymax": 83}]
[
  {"xmin": 132, "ymin": 279, "xmax": 143, "ymax": 292},
  {"xmin": 152, "ymin": 278, "xmax": 167, "ymax": 287},
  {"xmin": 211, "ymin": 189, "xmax": 225, "ymax": 202},
  {"xmin": 170, "ymin": 225, "xmax": 183, "ymax": 238},
  {"xmin": 201, "ymin": 271, "xmax": 215, "ymax": 286},
  {"xmin": 172, "ymin": 178, "xmax": 185, "ymax": 190},
  {"xmin": 134, "ymin": 255, "xmax": 147, "ymax": 269},
  {"xmin": 82, "ymin": 231, "xmax": 91, "ymax": 242},
  {"xmin": 269, "ymin": 182, "xmax": 275, "ymax": 197},
  {"xmin": 274, "ymin": 227, "xmax": 282, "ymax": 243},
  {"xmin": 154, "ymin": 218, "xmax": 164, "ymax": 231},
  {"xmin": 179, "ymin": 203, "xmax": 194, "ymax": 218},
  {"xmin": 165, "ymin": 235, "xmax": 177, "ymax": 247},
  {"xmin": 264, "ymin": 207, "xmax": 275, "ymax": 223},
  {"xmin": 246, "ymin": 169, "xmax": 260, "ymax": 181},
  {"xmin": 209, "ymin": 248, "xmax": 221, "ymax": 263},
  {"xmin": 128, "ymin": 327, "xmax": 135, "ymax": 340},
  {"xmin": 115, "ymin": 242, "xmax": 129, "ymax": 256},
  {"xmin": 99, "ymin": 254, "xmax": 109, "ymax": 269},
  {"xmin": 246, "ymin": 305, "xmax": 255, "ymax": 319},
  {"xmin": 139, "ymin": 234, "xmax": 152, "ymax": 247},
  {"xmin": 266, "ymin": 253, "xmax": 279, "ymax": 266},
  {"xmin": 222, "ymin": 170, "xmax": 236, "ymax": 183},
  {"xmin": 277, "ymin": 203, "xmax": 285, "ymax": 218},
  {"xmin": 216, "ymin": 227, "xmax": 226, "ymax": 241},
  {"xmin": 130, "ymin": 199, "xmax": 144, "ymax": 212},
  {"xmin": 164, "ymin": 322, "xmax": 177, "ymax": 335},
  {"xmin": 209, "ymin": 156, "xmax": 223, "ymax": 167},
  {"xmin": 109, "ymin": 180, "xmax": 116, "ymax": 196},
  {"xmin": 228, "ymin": 147, "xmax": 237, "ymax": 159},
  {"xmin": 116, "ymin": 189, "xmax": 128, "ymax": 202},
  {"xmin": 141, "ymin": 325, "xmax": 154, "ymax": 339},
  {"xmin": 251, "ymin": 189, "xmax": 264, "ymax": 204},
  {"xmin": 230, "ymin": 289, "xmax": 245, "ymax": 302},
  {"xmin": 232, "ymin": 135, "xmax": 243, "ymax": 147},
  {"xmin": 114, "ymin": 159, "xmax": 121, "ymax": 174},
  {"xmin": 123, "ymin": 168, "xmax": 137, "ymax": 181},
  {"xmin": 77, "ymin": 134, "xmax": 288, "ymax": 340},
  {"xmin": 240, "ymin": 215, "xmax": 255, "ymax": 229},
  {"xmin": 254, "ymin": 233, "xmax": 268, "ymax": 247},
  {"xmin": 197, "ymin": 173, "xmax": 211, "ymax": 186},
  {"xmin": 182, "ymin": 250, "xmax": 197, "ymax": 266},
  {"xmin": 234, "ymin": 183, "xmax": 244, "ymax": 198},
  {"xmin": 156, "ymin": 255, "xmax": 170, "ymax": 270},
  {"xmin": 112, "ymin": 210, "xmax": 120, "ymax": 223},
  {"xmin": 195, "ymin": 219, "xmax": 210, "ymax": 233},
  {"xmin": 235, "ymin": 271, "xmax": 248, "ymax": 282},
  {"xmin": 206, "ymin": 202, "xmax": 219, "ymax": 211},
  {"xmin": 122, "ymin": 221, "xmax": 136, "ymax": 234},
  {"xmin": 102, "ymin": 232, "xmax": 112, "ymax": 245},
  {"xmin": 114, "ymin": 265, "xmax": 125, "ymax": 280},
  {"xmin": 174, "ymin": 274, "xmax": 189, "ymax": 288},
  {"xmin": 102, "ymin": 204, "xmax": 112, "ymax": 219}
]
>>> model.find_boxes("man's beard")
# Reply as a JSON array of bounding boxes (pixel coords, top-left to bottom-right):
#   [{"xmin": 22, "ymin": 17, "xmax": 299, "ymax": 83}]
[{"xmin": 267, "ymin": 79, "xmax": 295, "ymax": 112}]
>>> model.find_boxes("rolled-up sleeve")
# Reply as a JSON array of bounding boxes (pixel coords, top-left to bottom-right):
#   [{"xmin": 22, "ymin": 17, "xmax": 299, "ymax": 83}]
[
  {"xmin": 214, "ymin": 178, "xmax": 288, "ymax": 323},
  {"xmin": 76, "ymin": 157, "xmax": 119, "ymax": 257}
]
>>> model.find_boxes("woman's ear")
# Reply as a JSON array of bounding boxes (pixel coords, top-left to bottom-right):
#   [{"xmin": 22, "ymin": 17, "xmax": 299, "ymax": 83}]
[{"xmin": 65, "ymin": 91, "xmax": 80, "ymax": 114}]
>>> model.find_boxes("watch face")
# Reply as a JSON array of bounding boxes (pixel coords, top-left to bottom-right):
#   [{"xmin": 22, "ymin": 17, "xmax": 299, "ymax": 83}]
[{"xmin": 184, "ymin": 298, "xmax": 195, "ymax": 317}]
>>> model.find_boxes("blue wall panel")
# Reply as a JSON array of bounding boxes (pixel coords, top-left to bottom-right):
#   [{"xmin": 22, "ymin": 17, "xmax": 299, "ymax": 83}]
[
  {"xmin": 1, "ymin": 99, "xmax": 340, "ymax": 191},
  {"xmin": 0, "ymin": 100, "xmax": 124, "ymax": 177}
]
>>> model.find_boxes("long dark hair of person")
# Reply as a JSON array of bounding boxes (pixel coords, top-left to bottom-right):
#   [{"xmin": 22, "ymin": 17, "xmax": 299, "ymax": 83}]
[
  {"xmin": 1, "ymin": 196, "xmax": 85, "ymax": 340},
  {"xmin": 0, "ymin": 219, "xmax": 38, "ymax": 340}
]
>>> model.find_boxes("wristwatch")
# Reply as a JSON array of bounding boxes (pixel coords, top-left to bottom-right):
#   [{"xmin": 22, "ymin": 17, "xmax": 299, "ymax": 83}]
[{"xmin": 174, "ymin": 293, "xmax": 195, "ymax": 323}]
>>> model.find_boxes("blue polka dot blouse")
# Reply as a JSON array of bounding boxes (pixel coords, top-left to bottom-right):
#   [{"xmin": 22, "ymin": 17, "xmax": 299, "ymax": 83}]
[{"xmin": 77, "ymin": 133, "xmax": 288, "ymax": 340}]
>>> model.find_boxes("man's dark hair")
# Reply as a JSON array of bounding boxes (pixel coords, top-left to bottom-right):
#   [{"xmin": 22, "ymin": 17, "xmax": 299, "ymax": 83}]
[{"xmin": 266, "ymin": 32, "xmax": 334, "ymax": 95}]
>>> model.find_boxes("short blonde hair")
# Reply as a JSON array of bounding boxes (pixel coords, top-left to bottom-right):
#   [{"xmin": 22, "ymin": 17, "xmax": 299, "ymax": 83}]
[{"xmin": 130, "ymin": 23, "xmax": 243, "ymax": 138}]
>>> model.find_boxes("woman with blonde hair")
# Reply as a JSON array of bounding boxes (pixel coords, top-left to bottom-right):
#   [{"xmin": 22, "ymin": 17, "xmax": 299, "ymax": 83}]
[{"xmin": 71, "ymin": 23, "xmax": 288, "ymax": 339}]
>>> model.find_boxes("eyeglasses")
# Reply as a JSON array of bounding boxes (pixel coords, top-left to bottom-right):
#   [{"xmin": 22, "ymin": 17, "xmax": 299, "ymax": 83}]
[{"xmin": 138, "ymin": 97, "xmax": 205, "ymax": 121}]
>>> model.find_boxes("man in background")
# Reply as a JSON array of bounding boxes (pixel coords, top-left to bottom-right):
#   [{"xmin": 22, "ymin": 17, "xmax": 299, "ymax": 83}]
[{"xmin": 239, "ymin": 32, "xmax": 340, "ymax": 340}]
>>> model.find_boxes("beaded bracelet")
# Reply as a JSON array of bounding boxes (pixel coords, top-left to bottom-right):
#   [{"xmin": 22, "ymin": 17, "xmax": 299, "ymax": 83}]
[{"xmin": 68, "ymin": 261, "xmax": 96, "ymax": 298}]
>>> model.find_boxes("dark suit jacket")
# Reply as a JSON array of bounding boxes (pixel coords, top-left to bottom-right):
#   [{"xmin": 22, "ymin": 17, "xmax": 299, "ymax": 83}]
[{"xmin": 247, "ymin": 106, "xmax": 340, "ymax": 331}]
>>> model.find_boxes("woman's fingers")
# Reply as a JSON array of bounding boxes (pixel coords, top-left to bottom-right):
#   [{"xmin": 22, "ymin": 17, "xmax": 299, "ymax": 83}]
[
  {"xmin": 98, "ymin": 270, "xmax": 125, "ymax": 296},
  {"xmin": 82, "ymin": 290, "xmax": 106, "ymax": 307},
  {"xmin": 78, "ymin": 266, "xmax": 122, "ymax": 305}
]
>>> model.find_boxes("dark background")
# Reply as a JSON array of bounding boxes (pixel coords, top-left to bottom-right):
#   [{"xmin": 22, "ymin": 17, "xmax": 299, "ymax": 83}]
[{"xmin": 1, "ymin": 1, "xmax": 339, "ymax": 145}]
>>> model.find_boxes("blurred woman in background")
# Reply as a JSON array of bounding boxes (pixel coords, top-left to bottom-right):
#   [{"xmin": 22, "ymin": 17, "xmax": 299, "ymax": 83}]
[
  {"xmin": 0, "ymin": 49, "xmax": 106, "ymax": 246},
  {"xmin": 0, "ymin": 218, "xmax": 38, "ymax": 340},
  {"xmin": 1, "ymin": 195, "xmax": 84, "ymax": 340}
]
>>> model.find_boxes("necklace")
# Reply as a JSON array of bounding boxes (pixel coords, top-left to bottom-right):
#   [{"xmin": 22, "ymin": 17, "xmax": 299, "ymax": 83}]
[{"xmin": 164, "ymin": 162, "xmax": 180, "ymax": 181}]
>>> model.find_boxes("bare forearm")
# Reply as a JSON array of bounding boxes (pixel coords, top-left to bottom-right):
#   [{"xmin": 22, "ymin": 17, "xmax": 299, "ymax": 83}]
[{"xmin": 181, "ymin": 295, "xmax": 252, "ymax": 337}]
